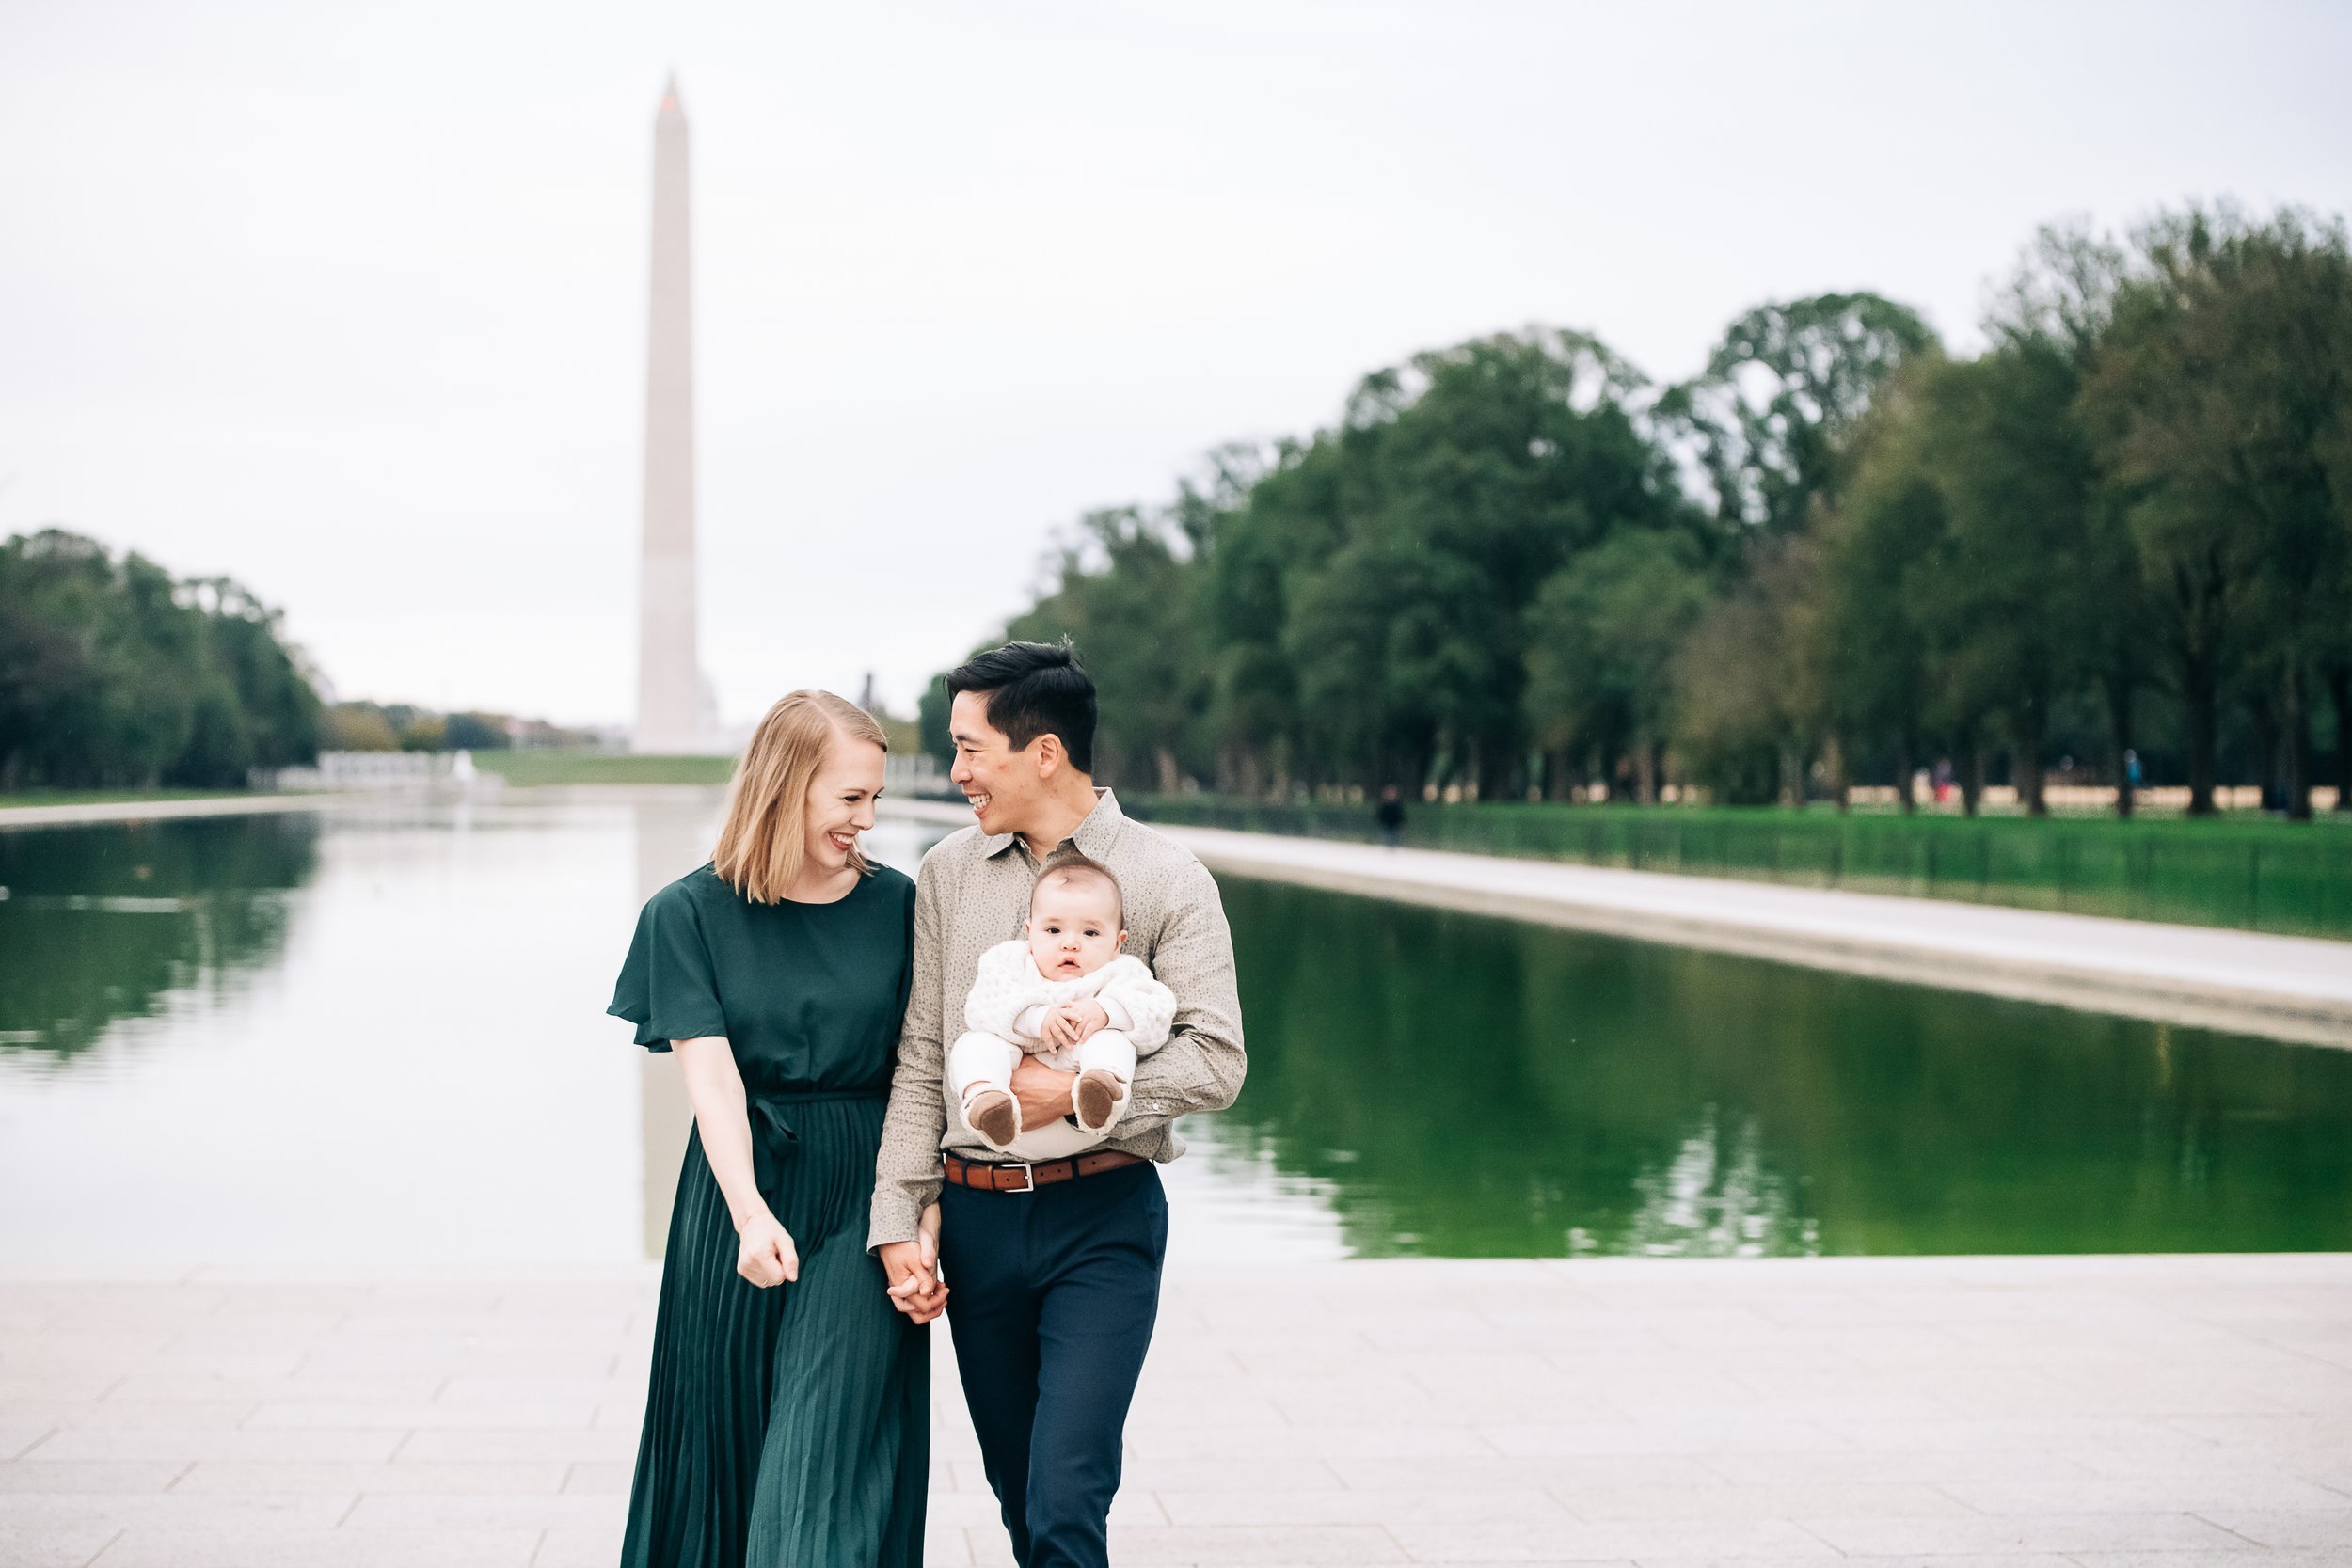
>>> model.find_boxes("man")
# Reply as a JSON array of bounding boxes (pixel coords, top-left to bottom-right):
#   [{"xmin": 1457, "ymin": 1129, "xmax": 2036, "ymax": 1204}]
[{"xmin": 869, "ymin": 639, "xmax": 1246, "ymax": 1568}]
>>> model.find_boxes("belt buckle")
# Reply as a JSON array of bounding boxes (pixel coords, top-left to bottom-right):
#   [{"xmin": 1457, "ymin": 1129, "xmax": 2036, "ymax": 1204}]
[{"xmin": 1002, "ymin": 1162, "xmax": 1035, "ymax": 1194}]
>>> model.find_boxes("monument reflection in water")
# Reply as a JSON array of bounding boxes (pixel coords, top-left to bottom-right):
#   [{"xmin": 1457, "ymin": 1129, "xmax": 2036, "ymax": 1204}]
[{"xmin": 2, "ymin": 797, "xmax": 2349, "ymax": 1270}]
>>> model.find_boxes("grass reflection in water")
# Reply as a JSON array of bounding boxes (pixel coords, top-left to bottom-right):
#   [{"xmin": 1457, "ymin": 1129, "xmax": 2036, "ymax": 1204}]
[
  {"xmin": 1210, "ymin": 876, "xmax": 2352, "ymax": 1258},
  {"xmin": 0, "ymin": 815, "xmax": 318, "ymax": 1062}
]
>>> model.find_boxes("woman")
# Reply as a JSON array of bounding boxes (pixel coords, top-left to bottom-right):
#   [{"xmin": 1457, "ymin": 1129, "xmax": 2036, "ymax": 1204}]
[{"xmin": 609, "ymin": 690, "xmax": 936, "ymax": 1565}]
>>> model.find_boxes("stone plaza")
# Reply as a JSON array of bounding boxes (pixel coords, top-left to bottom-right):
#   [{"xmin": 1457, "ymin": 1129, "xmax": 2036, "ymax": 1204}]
[{"xmin": 5, "ymin": 1254, "xmax": 2352, "ymax": 1566}]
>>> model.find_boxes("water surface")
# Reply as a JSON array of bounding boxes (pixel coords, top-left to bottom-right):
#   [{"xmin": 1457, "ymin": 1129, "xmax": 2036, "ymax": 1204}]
[{"xmin": 2, "ymin": 795, "xmax": 2344, "ymax": 1270}]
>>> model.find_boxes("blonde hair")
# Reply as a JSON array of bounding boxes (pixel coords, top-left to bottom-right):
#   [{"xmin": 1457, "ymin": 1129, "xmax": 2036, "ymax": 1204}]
[{"xmin": 711, "ymin": 689, "xmax": 887, "ymax": 904}]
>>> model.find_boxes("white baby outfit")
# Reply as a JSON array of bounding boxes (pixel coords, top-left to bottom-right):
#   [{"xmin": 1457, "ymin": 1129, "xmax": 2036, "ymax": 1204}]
[{"xmin": 947, "ymin": 940, "xmax": 1178, "ymax": 1162}]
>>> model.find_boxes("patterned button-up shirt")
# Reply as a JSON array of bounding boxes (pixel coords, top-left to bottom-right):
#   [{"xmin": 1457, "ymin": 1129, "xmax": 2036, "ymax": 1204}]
[{"xmin": 868, "ymin": 788, "xmax": 1247, "ymax": 1249}]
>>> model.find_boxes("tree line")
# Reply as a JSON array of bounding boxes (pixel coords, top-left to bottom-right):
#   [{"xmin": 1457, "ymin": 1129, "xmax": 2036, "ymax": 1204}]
[
  {"xmin": 927, "ymin": 204, "xmax": 2352, "ymax": 820},
  {"xmin": 322, "ymin": 701, "xmax": 595, "ymax": 752},
  {"xmin": 0, "ymin": 529, "xmax": 322, "ymax": 790}
]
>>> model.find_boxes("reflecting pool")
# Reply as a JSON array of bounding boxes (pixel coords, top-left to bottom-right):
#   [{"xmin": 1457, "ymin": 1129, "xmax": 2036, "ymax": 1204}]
[
  {"xmin": 1205, "ymin": 878, "xmax": 2352, "ymax": 1257},
  {"xmin": 2, "ymin": 796, "xmax": 2345, "ymax": 1271}
]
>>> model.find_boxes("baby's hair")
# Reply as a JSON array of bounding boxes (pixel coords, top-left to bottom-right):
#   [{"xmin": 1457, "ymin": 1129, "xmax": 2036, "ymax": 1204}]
[{"xmin": 1031, "ymin": 852, "xmax": 1125, "ymax": 927}]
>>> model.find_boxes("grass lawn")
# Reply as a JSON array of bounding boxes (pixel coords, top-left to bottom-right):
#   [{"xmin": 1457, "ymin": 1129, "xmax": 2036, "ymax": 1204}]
[
  {"xmin": 1130, "ymin": 794, "xmax": 2352, "ymax": 941},
  {"xmin": 470, "ymin": 751, "xmax": 737, "ymax": 787}
]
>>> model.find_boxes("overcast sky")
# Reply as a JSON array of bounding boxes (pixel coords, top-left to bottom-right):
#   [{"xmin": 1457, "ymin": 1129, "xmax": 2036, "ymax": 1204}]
[{"xmin": 6, "ymin": 1, "xmax": 2349, "ymax": 727}]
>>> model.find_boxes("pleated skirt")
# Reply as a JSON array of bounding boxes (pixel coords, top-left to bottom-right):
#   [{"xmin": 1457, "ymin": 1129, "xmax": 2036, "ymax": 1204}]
[{"xmin": 620, "ymin": 1094, "xmax": 929, "ymax": 1568}]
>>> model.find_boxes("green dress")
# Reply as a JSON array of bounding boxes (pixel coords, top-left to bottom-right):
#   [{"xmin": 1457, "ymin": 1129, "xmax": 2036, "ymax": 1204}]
[{"xmin": 609, "ymin": 862, "xmax": 928, "ymax": 1567}]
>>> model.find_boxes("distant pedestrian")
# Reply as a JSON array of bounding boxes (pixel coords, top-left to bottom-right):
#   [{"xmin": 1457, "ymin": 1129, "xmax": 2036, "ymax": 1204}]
[
  {"xmin": 2124, "ymin": 749, "xmax": 2142, "ymax": 803},
  {"xmin": 1375, "ymin": 784, "xmax": 1406, "ymax": 849}
]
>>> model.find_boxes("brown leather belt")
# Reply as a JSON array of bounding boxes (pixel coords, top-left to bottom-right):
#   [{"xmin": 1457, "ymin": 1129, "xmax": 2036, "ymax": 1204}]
[{"xmin": 943, "ymin": 1149, "xmax": 1146, "ymax": 1193}]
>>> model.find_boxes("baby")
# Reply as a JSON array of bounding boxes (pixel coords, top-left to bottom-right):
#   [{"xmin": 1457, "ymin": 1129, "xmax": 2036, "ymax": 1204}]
[{"xmin": 948, "ymin": 853, "xmax": 1176, "ymax": 1155}]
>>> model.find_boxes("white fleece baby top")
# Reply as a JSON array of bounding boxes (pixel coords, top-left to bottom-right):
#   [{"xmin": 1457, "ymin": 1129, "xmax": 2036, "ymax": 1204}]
[{"xmin": 962, "ymin": 939, "xmax": 1178, "ymax": 1064}]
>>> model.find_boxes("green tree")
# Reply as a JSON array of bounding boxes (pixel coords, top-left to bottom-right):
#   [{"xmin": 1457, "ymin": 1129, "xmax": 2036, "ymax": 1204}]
[
  {"xmin": 1674, "ymin": 538, "xmax": 1827, "ymax": 805},
  {"xmin": 325, "ymin": 703, "xmax": 401, "ymax": 751},
  {"xmin": 1983, "ymin": 221, "xmax": 2150, "ymax": 816},
  {"xmin": 1524, "ymin": 529, "xmax": 1714, "ymax": 801},
  {"xmin": 0, "ymin": 530, "xmax": 320, "ymax": 790},
  {"xmin": 443, "ymin": 711, "xmax": 512, "ymax": 751},
  {"xmin": 1815, "ymin": 372, "xmax": 1947, "ymax": 812},
  {"xmin": 2087, "ymin": 207, "xmax": 2352, "ymax": 817},
  {"xmin": 1209, "ymin": 328, "xmax": 1692, "ymax": 795},
  {"xmin": 1661, "ymin": 293, "xmax": 1939, "ymax": 537},
  {"xmin": 1909, "ymin": 344, "xmax": 2107, "ymax": 816},
  {"xmin": 1005, "ymin": 508, "xmax": 1211, "ymax": 790}
]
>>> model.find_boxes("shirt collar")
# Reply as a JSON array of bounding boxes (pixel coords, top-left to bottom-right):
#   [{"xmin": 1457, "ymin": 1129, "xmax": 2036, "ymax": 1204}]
[{"xmin": 980, "ymin": 785, "xmax": 1124, "ymax": 863}]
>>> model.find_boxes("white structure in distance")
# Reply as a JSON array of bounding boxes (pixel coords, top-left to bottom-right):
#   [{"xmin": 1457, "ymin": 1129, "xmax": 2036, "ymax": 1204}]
[{"xmin": 633, "ymin": 75, "xmax": 721, "ymax": 754}]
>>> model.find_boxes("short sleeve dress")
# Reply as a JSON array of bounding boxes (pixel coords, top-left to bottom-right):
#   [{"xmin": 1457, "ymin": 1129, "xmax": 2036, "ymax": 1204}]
[{"xmin": 609, "ymin": 861, "xmax": 927, "ymax": 1568}]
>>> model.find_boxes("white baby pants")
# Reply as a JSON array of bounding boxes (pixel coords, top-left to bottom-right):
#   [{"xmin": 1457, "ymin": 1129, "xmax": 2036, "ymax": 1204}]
[{"xmin": 947, "ymin": 1028, "xmax": 1137, "ymax": 1154}]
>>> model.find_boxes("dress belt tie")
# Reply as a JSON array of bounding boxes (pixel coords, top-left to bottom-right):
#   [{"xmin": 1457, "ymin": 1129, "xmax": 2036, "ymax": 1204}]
[{"xmin": 744, "ymin": 1087, "xmax": 888, "ymax": 1202}]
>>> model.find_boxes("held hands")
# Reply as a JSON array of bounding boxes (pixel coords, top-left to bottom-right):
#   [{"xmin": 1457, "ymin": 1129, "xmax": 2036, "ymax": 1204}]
[
  {"xmin": 735, "ymin": 1209, "xmax": 799, "ymax": 1289},
  {"xmin": 1040, "ymin": 999, "xmax": 1110, "ymax": 1050},
  {"xmin": 882, "ymin": 1203, "xmax": 948, "ymax": 1323}
]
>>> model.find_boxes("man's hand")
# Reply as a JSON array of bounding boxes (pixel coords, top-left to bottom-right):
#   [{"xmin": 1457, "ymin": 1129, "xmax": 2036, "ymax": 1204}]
[
  {"xmin": 1041, "ymin": 999, "xmax": 1110, "ymax": 1049},
  {"xmin": 1010, "ymin": 1053, "xmax": 1079, "ymax": 1131},
  {"xmin": 882, "ymin": 1204, "xmax": 948, "ymax": 1323},
  {"xmin": 736, "ymin": 1210, "xmax": 799, "ymax": 1289}
]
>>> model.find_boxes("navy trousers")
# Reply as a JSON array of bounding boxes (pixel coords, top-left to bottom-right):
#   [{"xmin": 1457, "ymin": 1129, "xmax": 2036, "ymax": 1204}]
[{"xmin": 937, "ymin": 1161, "xmax": 1168, "ymax": 1568}]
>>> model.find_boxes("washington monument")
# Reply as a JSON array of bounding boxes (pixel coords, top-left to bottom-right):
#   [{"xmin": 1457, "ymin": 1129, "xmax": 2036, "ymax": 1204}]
[{"xmin": 634, "ymin": 76, "xmax": 714, "ymax": 752}]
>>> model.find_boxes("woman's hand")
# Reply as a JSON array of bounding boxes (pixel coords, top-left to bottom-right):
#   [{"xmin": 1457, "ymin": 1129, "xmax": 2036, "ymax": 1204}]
[
  {"xmin": 736, "ymin": 1210, "xmax": 800, "ymax": 1289},
  {"xmin": 882, "ymin": 1203, "xmax": 948, "ymax": 1323}
]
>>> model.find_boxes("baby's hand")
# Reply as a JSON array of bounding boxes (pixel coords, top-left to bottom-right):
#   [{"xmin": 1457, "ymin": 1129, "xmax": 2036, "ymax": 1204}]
[{"xmin": 1044, "ymin": 999, "xmax": 1111, "ymax": 1048}]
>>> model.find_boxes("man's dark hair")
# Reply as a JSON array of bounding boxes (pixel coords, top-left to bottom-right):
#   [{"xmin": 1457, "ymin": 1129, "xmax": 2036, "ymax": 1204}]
[{"xmin": 944, "ymin": 637, "xmax": 1097, "ymax": 774}]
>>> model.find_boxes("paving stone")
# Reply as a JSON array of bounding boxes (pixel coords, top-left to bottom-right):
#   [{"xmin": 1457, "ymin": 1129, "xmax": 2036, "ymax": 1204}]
[
  {"xmin": 0, "ymin": 1434, "xmax": 49, "ymax": 1467},
  {"xmin": 394, "ymin": 1430, "xmax": 638, "ymax": 1464},
  {"xmin": 342, "ymin": 1491, "xmax": 626, "ymax": 1529},
  {"xmin": 0, "ymin": 1528, "xmax": 118, "ymax": 1568},
  {"xmin": 559, "ymin": 1461, "xmax": 629, "ymax": 1495},
  {"xmin": 2065, "ymin": 1554, "xmax": 2344, "ymax": 1568},
  {"xmin": 1096, "ymin": 1523, "xmax": 1407, "ymax": 1564},
  {"xmin": 2187, "ymin": 1508, "xmax": 2352, "ymax": 1550},
  {"xmin": 1330, "ymin": 1454, "xmax": 1727, "ymax": 1491},
  {"xmin": 18, "ymin": 1430, "xmax": 405, "ymax": 1465},
  {"xmin": 1945, "ymin": 1474, "xmax": 2352, "ymax": 1514},
  {"xmin": 1153, "ymin": 1486, "xmax": 1573, "ymax": 1526},
  {"xmin": 172, "ymin": 1461, "xmax": 568, "ymax": 1496},
  {"xmin": 1386, "ymin": 1514, "xmax": 1833, "ymax": 1560},
  {"xmin": 90, "ymin": 1526, "xmax": 539, "ymax": 1567},
  {"xmin": 1549, "ymin": 1481, "xmax": 1970, "ymax": 1521},
  {"xmin": 1120, "ymin": 1457, "xmax": 1347, "ymax": 1493},
  {"xmin": 1631, "ymin": 1557, "xmax": 2073, "ymax": 1568},
  {"xmin": 1802, "ymin": 1511, "xmax": 2249, "ymax": 1555},
  {"xmin": 0, "ymin": 1464, "xmax": 181, "ymax": 1496},
  {"xmin": 40, "ymin": 1403, "xmax": 253, "ymax": 1433},
  {"xmin": 6, "ymin": 1257, "xmax": 2351, "ymax": 1564},
  {"xmin": 0, "ymin": 1491, "xmax": 350, "ymax": 1529},
  {"xmin": 530, "ymin": 1527, "xmax": 621, "ymax": 1568},
  {"xmin": 1701, "ymin": 1449, "xmax": 2098, "ymax": 1485}
]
